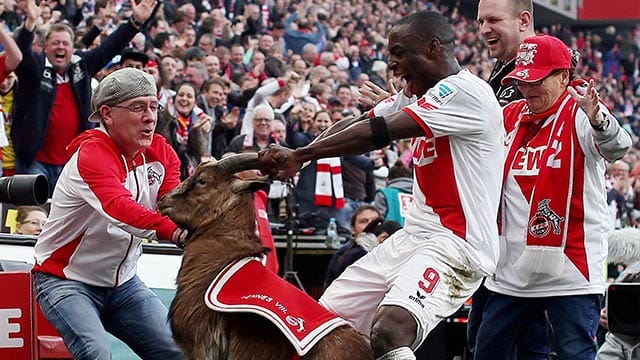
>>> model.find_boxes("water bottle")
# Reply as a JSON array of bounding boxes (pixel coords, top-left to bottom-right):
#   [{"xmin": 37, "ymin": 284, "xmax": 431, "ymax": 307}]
[{"xmin": 325, "ymin": 218, "xmax": 339, "ymax": 249}]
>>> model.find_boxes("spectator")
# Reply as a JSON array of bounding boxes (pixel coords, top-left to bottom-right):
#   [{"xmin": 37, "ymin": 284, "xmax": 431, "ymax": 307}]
[
  {"xmin": 157, "ymin": 82, "xmax": 212, "ymax": 179},
  {"xmin": 147, "ymin": 19, "xmax": 170, "ymax": 41},
  {"xmin": 198, "ymin": 78, "xmax": 241, "ymax": 160},
  {"xmin": 283, "ymin": 10, "xmax": 325, "ymax": 55},
  {"xmin": 271, "ymin": 116, "xmax": 286, "ymax": 146},
  {"xmin": 0, "ymin": 24, "xmax": 22, "ymax": 177},
  {"xmin": 184, "ymin": 61, "xmax": 209, "ymax": 90},
  {"xmin": 158, "ymin": 54, "xmax": 178, "ymax": 103},
  {"xmin": 478, "ymin": 0, "xmax": 536, "ymax": 106},
  {"xmin": 257, "ymin": 33, "xmax": 274, "ymax": 55},
  {"xmin": 198, "ymin": 77, "xmax": 228, "ymax": 117},
  {"xmin": 324, "ymin": 207, "xmax": 382, "ymax": 287},
  {"xmin": 14, "ymin": 205, "xmax": 48, "ymax": 236},
  {"xmin": 326, "ymin": 216, "xmax": 402, "ymax": 288},
  {"xmin": 12, "ymin": 0, "xmax": 157, "ymax": 195},
  {"xmin": 184, "ymin": 46, "xmax": 206, "ymax": 65},
  {"xmin": 608, "ymin": 160, "xmax": 634, "ymax": 229},
  {"xmin": 374, "ymin": 160, "xmax": 413, "ymax": 226},
  {"xmin": 335, "ymin": 154, "xmax": 377, "ymax": 233},
  {"xmin": 369, "ymin": 60, "xmax": 388, "ymax": 89},
  {"xmin": 152, "ymin": 31, "xmax": 177, "ymax": 56},
  {"xmin": 32, "ymin": 68, "xmax": 186, "ymax": 359},
  {"xmin": 288, "ymin": 109, "xmax": 346, "ymax": 230},
  {"xmin": 1, "ymin": 71, "xmax": 17, "ymax": 176},
  {"xmin": 178, "ymin": 24, "xmax": 197, "ymax": 49},
  {"xmin": 301, "ymin": 42, "xmax": 318, "ymax": 67},
  {"xmin": 225, "ymin": 103, "xmax": 277, "ymax": 154},
  {"xmin": 197, "ymin": 33, "xmax": 216, "ymax": 56},
  {"xmin": 223, "ymin": 42, "xmax": 249, "ymax": 79},
  {"xmin": 475, "ymin": 35, "xmax": 632, "ymax": 360},
  {"xmin": 239, "ymin": 74, "xmax": 294, "ymax": 146},
  {"xmin": 120, "ymin": 47, "xmax": 149, "ymax": 70},
  {"xmin": 203, "ymin": 54, "xmax": 221, "ymax": 79}
]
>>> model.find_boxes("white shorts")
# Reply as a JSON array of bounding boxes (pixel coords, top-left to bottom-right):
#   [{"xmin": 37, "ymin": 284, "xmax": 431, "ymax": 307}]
[{"xmin": 319, "ymin": 229, "xmax": 483, "ymax": 349}]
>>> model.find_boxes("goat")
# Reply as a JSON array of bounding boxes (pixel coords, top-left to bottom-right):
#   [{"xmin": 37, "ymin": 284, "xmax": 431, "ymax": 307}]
[{"xmin": 158, "ymin": 153, "xmax": 373, "ymax": 360}]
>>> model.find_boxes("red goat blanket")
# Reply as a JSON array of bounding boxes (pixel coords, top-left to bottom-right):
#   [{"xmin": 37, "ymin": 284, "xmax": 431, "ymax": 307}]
[{"xmin": 204, "ymin": 257, "xmax": 349, "ymax": 356}]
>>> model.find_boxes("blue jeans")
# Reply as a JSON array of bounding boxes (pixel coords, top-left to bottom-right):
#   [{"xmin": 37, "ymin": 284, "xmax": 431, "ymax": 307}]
[
  {"xmin": 33, "ymin": 272, "xmax": 185, "ymax": 360},
  {"xmin": 468, "ymin": 284, "xmax": 551, "ymax": 359},
  {"xmin": 16, "ymin": 158, "xmax": 63, "ymax": 196},
  {"xmin": 475, "ymin": 290, "xmax": 602, "ymax": 360}
]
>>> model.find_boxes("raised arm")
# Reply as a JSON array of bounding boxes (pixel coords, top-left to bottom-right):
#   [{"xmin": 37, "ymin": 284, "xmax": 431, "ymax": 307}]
[
  {"xmin": 23, "ymin": 0, "xmax": 42, "ymax": 32},
  {"xmin": 0, "ymin": 25, "xmax": 22, "ymax": 72}
]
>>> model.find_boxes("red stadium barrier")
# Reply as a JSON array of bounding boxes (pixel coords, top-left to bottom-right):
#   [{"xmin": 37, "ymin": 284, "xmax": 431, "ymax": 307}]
[{"xmin": 0, "ymin": 271, "xmax": 72, "ymax": 359}]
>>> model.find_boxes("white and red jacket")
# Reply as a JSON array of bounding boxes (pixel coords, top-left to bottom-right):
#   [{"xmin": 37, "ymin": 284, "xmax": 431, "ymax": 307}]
[
  {"xmin": 485, "ymin": 98, "xmax": 632, "ymax": 297},
  {"xmin": 33, "ymin": 128, "xmax": 181, "ymax": 287}
]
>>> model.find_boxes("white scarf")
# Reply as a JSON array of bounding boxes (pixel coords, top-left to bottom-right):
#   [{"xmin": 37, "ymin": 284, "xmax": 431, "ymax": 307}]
[{"xmin": 315, "ymin": 157, "xmax": 345, "ymax": 208}]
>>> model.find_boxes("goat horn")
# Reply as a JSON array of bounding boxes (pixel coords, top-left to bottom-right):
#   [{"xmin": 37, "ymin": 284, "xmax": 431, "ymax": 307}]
[{"xmin": 215, "ymin": 152, "xmax": 262, "ymax": 174}]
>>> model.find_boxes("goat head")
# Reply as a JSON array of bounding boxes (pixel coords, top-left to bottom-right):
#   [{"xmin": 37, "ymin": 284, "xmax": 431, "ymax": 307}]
[{"xmin": 159, "ymin": 153, "xmax": 374, "ymax": 360}]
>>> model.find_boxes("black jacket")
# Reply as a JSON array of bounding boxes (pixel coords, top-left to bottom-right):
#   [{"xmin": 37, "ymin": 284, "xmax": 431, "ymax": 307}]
[{"xmin": 12, "ymin": 21, "xmax": 141, "ymax": 166}]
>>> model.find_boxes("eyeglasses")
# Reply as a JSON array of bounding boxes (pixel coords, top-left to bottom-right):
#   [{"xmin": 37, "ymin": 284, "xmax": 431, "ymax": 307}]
[
  {"xmin": 22, "ymin": 220, "xmax": 46, "ymax": 227},
  {"xmin": 110, "ymin": 103, "xmax": 163, "ymax": 114},
  {"xmin": 513, "ymin": 70, "xmax": 564, "ymax": 88},
  {"xmin": 253, "ymin": 117, "xmax": 273, "ymax": 123},
  {"xmin": 513, "ymin": 78, "xmax": 545, "ymax": 88}
]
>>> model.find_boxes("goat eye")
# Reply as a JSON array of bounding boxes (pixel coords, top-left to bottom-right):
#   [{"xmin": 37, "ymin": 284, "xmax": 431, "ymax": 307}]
[{"xmin": 196, "ymin": 178, "xmax": 207, "ymax": 186}]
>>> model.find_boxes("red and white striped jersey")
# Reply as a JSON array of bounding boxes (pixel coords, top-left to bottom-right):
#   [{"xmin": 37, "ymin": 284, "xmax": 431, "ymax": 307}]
[{"xmin": 400, "ymin": 70, "xmax": 505, "ymax": 275}]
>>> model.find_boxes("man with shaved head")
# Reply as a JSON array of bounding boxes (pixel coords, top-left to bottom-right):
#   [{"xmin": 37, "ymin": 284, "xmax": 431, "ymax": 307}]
[{"xmin": 477, "ymin": 0, "xmax": 536, "ymax": 105}]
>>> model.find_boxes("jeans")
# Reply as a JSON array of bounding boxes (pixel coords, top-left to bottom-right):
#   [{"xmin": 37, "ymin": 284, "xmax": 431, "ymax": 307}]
[
  {"xmin": 475, "ymin": 290, "xmax": 602, "ymax": 360},
  {"xmin": 33, "ymin": 272, "xmax": 185, "ymax": 360},
  {"xmin": 468, "ymin": 283, "xmax": 551, "ymax": 359},
  {"xmin": 16, "ymin": 158, "xmax": 63, "ymax": 196}
]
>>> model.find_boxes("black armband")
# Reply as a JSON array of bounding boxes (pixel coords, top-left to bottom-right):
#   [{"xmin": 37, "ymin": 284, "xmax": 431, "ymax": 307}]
[
  {"xmin": 370, "ymin": 116, "xmax": 391, "ymax": 148},
  {"xmin": 130, "ymin": 18, "xmax": 145, "ymax": 30}
]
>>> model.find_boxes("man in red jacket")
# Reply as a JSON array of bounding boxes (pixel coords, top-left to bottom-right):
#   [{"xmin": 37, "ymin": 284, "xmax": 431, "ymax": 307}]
[{"xmin": 33, "ymin": 68, "xmax": 186, "ymax": 359}]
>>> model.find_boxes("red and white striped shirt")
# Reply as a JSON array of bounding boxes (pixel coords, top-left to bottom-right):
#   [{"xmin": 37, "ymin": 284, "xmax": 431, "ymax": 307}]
[{"xmin": 399, "ymin": 70, "xmax": 504, "ymax": 275}]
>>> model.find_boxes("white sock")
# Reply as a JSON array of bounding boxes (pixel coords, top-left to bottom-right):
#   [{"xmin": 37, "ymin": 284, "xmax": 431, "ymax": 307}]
[{"xmin": 375, "ymin": 346, "xmax": 416, "ymax": 360}]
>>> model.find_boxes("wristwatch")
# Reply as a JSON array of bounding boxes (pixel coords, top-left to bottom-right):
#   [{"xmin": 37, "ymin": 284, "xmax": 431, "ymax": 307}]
[{"xmin": 591, "ymin": 111, "xmax": 609, "ymax": 132}]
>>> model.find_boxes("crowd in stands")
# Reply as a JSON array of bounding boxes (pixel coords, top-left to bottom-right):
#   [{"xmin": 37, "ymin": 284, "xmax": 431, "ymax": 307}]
[{"xmin": 0, "ymin": 0, "xmax": 637, "ymax": 240}]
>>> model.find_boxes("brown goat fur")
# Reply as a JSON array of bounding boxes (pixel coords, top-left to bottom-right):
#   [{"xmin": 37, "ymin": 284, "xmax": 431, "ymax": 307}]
[{"xmin": 158, "ymin": 154, "xmax": 374, "ymax": 360}]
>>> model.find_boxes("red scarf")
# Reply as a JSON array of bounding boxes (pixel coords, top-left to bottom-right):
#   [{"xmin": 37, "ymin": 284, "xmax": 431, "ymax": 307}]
[
  {"xmin": 253, "ymin": 190, "xmax": 279, "ymax": 274},
  {"xmin": 504, "ymin": 92, "xmax": 581, "ymax": 275},
  {"xmin": 315, "ymin": 158, "xmax": 345, "ymax": 208},
  {"xmin": 176, "ymin": 112, "xmax": 192, "ymax": 145}
]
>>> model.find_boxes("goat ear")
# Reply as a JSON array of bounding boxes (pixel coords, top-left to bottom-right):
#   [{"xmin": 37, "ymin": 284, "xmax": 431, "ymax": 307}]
[{"xmin": 231, "ymin": 178, "xmax": 268, "ymax": 193}]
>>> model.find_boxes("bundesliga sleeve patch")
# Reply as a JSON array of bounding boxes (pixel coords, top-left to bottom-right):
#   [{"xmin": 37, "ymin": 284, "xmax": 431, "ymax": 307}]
[{"xmin": 427, "ymin": 81, "xmax": 459, "ymax": 106}]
